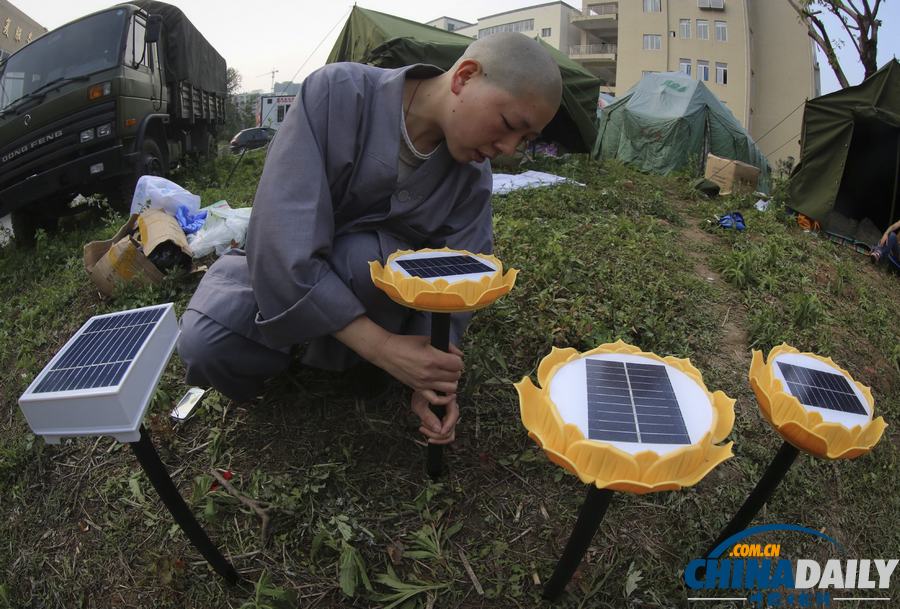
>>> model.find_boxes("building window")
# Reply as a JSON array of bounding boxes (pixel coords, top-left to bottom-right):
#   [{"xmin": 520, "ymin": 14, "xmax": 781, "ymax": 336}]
[
  {"xmin": 696, "ymin": 19, "xmax": 709, "ymax": 40},
  {"xmin": 697, "ymin": 60, "xmax": 710, "ymax": 81},
  {"xmin": 643, "ymin": 0, "xmax": 661, "ymax": 12},
  {"xmin": 277, "ymin": 104, "xmax": 291, "ymax": 122},
  {"xmin": 541, "ymin": 27, "xmax": 552, "ymax": 37},
  {"xmin": 680, "ymin": 19, "xmax": 691, "ymax": 39},
  {"xmin": 715, "ymin": 62, "xmax": 728, "ymax": 84},
  {"xmin": 680, "ymin": 58, "xmax": 692, "ymax": 76},
  {"xmin": 478, "ymin": 19, "xmax": 534, "ymax": 38},
  {"xmin": 642, "ymin": 34, "xmax": 662, "ymax": 50},
  {"xmin": 642, "ymin": 70, "xmax": 658, "ymax": 77},
  {"xmin": 715, "ymin": 20, "xmax": 727, "ymax": 41},
  {"xmin": 447, "ymin": 23, "xmax": 456, "ymax": 32},
  {"xmin": 699, "ymin": 0, "xmax": 725, "ymax": 8}
]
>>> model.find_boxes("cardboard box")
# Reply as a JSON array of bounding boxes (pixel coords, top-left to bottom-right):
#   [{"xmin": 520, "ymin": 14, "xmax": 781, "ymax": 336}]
[
  {"xmin": 704, "ymin": 153, "xmax": 761, "ymax": 195},
  {"xmin": 84, "ymin": 209, "xmax": 191, "ymax": 297}
]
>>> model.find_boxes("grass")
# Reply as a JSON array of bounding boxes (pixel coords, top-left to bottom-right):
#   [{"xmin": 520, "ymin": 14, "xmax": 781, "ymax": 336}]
[{"xmin": 1, "ymin": 151, "xmax": 898, "ymax": 608}]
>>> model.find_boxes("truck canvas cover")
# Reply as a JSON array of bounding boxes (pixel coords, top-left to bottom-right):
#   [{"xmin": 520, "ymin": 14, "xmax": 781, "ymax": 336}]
[{"xmin": 127, "ymin": 0, "xmax": 226, "ymax": 94}]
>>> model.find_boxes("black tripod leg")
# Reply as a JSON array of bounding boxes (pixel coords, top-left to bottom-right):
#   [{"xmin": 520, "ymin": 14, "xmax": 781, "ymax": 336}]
[
  {"xmin": 426, "ymin": 312, "xmax": 452, "ymax": 479},
  {"xmin": 703, "ymin": 441, "xmax": 800, "ymax": 559},
  {"xmin": 130, "ymin": 425, "xmax": 239, "ymax": 584},
  {"xmin": 543, "ymin": 487, "xmax": 614, "ymax": 601}
]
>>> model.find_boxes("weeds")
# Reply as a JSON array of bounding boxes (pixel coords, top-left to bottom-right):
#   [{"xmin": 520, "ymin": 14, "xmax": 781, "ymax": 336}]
[{"xmin": 1, "ymin": 154, "xmax": 897, "ymax": 608}]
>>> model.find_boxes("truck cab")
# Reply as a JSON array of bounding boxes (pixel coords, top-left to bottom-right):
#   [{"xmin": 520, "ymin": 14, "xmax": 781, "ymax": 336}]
[{"xmin": 0, "ymin": 1, "xmax": 225, "ymax": 245}]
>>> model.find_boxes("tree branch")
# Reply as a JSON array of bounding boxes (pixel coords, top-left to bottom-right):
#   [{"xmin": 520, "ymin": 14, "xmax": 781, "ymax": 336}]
[{"xmin": 787, "ymin": 0, "xmax": 851, "ymax": 88}]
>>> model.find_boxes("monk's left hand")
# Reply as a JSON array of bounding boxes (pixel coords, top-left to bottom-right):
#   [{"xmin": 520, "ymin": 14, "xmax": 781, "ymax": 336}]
[{"xmin": 410, "ymin": 390, "xmax": 459, "ymax": 445}]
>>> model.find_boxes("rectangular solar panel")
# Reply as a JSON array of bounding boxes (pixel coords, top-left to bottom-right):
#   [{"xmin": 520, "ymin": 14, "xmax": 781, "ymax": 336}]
[
  {"xmin": 586, "ymin": 360, "xmax": 691, "ymax": 444},
  {"xmin": 19, "ymin": 303, "xmax": 179, "ymax": 444},
  {"xmin": 776, "ymin": 362, "xmax": 867, "ymax": 415},
  {"xmin": 34, "ymin": 307, "xmax": 166, "ymax": 393},
  {"xmin": 396, "ymin": 255, "xmax": 494, "ymax": 278}
]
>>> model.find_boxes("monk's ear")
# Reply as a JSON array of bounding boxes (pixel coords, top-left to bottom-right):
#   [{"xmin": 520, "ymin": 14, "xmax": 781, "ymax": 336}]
[{"xmin": 451, "ymin": 59, "xmax": 482, "ymax": 95}]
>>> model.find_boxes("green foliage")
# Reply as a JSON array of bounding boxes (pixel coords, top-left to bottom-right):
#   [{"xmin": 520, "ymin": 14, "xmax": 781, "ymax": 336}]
[
  {"xmin": 0, "ymin": 153, "xmax": 897, "ymax": 609},
  {"xmin": 238, "ymin": 572, "xmax": 298, "ymax": 609}
]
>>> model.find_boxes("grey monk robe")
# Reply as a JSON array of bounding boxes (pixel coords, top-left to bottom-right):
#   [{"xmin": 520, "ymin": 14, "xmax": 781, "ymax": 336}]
[{"xmin": 178, "ymin": 62, "xmax": 493, "ymax": 399}]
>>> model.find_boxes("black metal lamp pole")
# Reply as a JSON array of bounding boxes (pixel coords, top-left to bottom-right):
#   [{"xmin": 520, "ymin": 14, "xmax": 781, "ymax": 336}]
[
  {"xmin": 427, "ymin": 312, "xmax": 452, "ymax": 479},
  {"xmin": 129, "ymin": 425, "xmax": 239, "ymax": 584},
  {"xmin": 543, "ymin": 486, "xmax": 615, "ymax": 600},
  {"xmin": 702, "ymin": 440, "xmax": 800, "ymax": 559}
]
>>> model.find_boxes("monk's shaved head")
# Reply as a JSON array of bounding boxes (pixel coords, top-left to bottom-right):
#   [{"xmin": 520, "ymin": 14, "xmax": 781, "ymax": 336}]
[{"xmin": 457, "ymin": 32, "xmax": 562, "ymax": 109}]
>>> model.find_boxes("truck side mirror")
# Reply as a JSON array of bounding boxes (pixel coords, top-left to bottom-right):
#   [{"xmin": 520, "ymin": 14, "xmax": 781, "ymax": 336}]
[{"xmin": 145, "ymin": 15, "xmax": 162, "ymax": 44}]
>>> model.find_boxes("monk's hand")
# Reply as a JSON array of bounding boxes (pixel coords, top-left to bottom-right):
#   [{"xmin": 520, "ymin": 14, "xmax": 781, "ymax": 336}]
[
  {"xmin": 376, "ymin": 335, "xmax": 463, "ymax": 403},
  {"xmin": 879, "ymin": 232, "xmax": 890, "ymax": 247},
  {"xmin": 411, "ymin": 389, "xmax": 459, "ymax": 444}
]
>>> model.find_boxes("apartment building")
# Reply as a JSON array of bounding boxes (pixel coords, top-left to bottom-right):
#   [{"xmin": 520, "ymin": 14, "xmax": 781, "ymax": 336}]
[
  {"xmin": 451, "ymin": 1, "xmax": 582, "ymax": 58},
  {"xmin": 571, "ymin": 0, "xmax": 818, "ymax": 163},
  {"xmin": 425, "ymin": 16, "xmax": 474, "ymax": 33},
  {"xmin": 429, "ymin": 0, "xmax": 815, "ymax": 162},
  {"xmin": 0, "ymin": 0, "xmax": 46, "ymax": 62}
]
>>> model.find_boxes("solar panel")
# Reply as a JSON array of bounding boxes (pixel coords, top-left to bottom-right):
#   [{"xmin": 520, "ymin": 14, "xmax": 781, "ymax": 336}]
[
  {"xmin": 19, "ymin": 303, "xmax": 179, "ymax": 444},
  {"xmin": 776, "ymin": 362, "xmax": 867, "ymax": 415},
  {"xmin": 586, "ymin": 360, "xmax": 691, "ymax": 445},
  {"xmin": 396, "ymin": 255, "xmax": 494, "ymax": 278},
  {"xmin": 34, "ymin": 306, "xmax": 165, "ymax": 393}
]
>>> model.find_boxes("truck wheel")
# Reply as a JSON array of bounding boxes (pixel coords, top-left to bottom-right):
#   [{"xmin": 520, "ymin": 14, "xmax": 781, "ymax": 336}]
[
  {"xmin": 140, "ymin": 138, "xmax": 165, "ymax": 178},
  {"xmin": 11, "ymin": 209, "xmax": 57, "ymax": 248},
  {"xmin": 110, "ymin": 138, "xmax": 166, "ymax": 214}
]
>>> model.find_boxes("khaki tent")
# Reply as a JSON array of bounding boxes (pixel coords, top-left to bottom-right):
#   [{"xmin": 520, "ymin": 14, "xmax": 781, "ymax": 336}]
[
  {"xmin": 592, "ymin": 72, "xmax": 769, "ymax": 192},
  {"xmin": 789, "ymin": 60, "xmax": 900, "ymax": 242},
  {"xmin": 326, "ymin": 6, "xmax": 601, "ymax": 153}
]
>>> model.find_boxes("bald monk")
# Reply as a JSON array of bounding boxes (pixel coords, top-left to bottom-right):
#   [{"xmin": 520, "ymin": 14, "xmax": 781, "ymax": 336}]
[{"xmin": 178, "ymin": 33, "xmax": 562, "ymax": 445}]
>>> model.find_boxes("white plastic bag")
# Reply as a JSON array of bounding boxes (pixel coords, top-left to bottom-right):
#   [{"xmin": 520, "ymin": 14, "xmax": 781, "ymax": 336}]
[
  {"xmin": 130, "ymin": 175, "xmax": 201, "ymax": 217},
  {"xmin": 186, "ymin": 201, "xmax": 252, "ymax": 258}
]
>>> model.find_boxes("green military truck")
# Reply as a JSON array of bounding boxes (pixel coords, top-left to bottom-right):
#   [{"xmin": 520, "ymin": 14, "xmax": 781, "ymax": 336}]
[{"xmin": 0, "ymin": 0, "xmax": 226, "ymax": 244}]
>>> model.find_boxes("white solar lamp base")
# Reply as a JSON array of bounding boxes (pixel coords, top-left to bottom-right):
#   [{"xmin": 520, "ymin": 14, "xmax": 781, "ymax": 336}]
[{"xmin": 17, "ymin": 304, "xmax": 239, "ymax": 584}]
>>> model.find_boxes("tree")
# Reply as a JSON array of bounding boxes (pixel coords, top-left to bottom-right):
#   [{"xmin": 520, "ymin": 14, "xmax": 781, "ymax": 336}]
[
  {"xmin": 223, "ymin": 68, "xmax": 257, "ymax": 137},
  {"xmin": 786, "ymin": 0, "xmax": 884, "ymax": 89},
  {"xmin": 226, "ymin": 66, "xmax": 242, "ymax": 96}
]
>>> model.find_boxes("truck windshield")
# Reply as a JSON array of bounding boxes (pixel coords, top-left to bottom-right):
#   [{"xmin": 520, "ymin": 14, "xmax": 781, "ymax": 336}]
[{"xmin": 0, "ymin": 8, "xmax": 128, "ymax": 112}]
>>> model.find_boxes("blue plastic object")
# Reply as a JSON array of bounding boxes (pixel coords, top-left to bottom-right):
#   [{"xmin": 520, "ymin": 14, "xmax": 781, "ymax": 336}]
[
  {"xmin": 175, "ymin": 205, "xmax": 208, "ymax": 235},
  {"xmin": 717, "ymin": 212, "xmax": 746, "ymax": 231}
]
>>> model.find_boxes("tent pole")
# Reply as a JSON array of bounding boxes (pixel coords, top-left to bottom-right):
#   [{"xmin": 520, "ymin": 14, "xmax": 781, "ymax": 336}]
[{"xmin": 891, "ymin": 129, "xmax": 900, "ymax": 225}]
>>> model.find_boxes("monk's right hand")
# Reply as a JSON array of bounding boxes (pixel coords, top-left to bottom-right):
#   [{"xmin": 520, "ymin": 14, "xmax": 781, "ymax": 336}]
[{"xmin": 375, "ymin": 334, "xmax": 463, "ymax": 403}]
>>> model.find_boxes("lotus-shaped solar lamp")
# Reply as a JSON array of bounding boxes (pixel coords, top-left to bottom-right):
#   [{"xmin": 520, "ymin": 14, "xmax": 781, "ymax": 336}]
[
  {"xmin": 18, "ymin": 304, "xmax": 238, "ymax": 584},
  {"xmin": 702, "ymin": 344, "xmax": 886, "ymax": 560},
  {"xmin": 370, "ymin": 248, "xmax": 517, "ymax": 478},
  {"xmin": 515, "ymin": 341, "xmax": 735, "ymax": 600}
]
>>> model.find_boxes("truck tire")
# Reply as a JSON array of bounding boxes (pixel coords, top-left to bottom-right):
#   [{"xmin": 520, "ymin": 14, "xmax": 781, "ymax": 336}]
[{"xmin": 110, "ymin": 138, "xmax": 166, "ymax": 213}]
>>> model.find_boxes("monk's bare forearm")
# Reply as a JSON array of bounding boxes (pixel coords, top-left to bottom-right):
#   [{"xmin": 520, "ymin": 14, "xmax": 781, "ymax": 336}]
[{"xmin": 333, "ymin": 315, "xmax": 391, "ymax": 365}]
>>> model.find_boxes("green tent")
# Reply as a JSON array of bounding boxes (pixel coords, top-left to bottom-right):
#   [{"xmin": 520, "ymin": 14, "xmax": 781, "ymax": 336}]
[
  {"xmin": 789, "ymin": 60, "xmax": 900, "ymax": 241},
  {"xmin": 592, "ymin": 72, "xmax": 769, "ymax": 192},
  {"xmin": 326, "ymin": 5, "xmax": 601, "ymax": 153}
]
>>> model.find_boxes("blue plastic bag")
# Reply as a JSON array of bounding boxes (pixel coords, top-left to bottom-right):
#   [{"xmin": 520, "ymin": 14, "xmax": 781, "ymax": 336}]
[
  {"xmin": 717, "ymin": 211, "xmax": 746, "ymax": 231},
  {"xmin": 175, "ymin": 205, "xmax": 208, "ymax": 235}
]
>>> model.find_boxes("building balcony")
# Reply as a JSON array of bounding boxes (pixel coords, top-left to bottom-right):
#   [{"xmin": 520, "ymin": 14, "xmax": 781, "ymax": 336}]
[
  {"xmin": 572, "ymin": 2, "xmax": 618, "ymax": 31},
  {"xmin": 569, "ymin": 43, "xmax": 617, "ymax": 63}
]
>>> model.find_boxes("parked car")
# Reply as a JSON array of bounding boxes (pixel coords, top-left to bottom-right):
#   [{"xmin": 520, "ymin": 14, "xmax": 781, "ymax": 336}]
[{"xmin": 229, "ymin": 127, "xmax": 276, "ymax": 153}]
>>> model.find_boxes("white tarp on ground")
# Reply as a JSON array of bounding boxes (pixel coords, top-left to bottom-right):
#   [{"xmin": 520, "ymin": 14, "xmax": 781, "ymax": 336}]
[{"xmin": 492, "ymin": 170, "xmax": 584, "ymax": 196}]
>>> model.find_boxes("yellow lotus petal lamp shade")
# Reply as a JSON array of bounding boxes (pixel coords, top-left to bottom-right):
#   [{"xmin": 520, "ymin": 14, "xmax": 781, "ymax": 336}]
[
  {"xmin": 369, "ymin": 248, "xmax": 517, "ymax": 313},
  {"xmin": 517, "ymin": 341, "xmax": 735, "ymax": 495},
  {"xmin": 701, "ymin": 345, "xmax": 887, "ymax": 563},
  {"xmin": 749, "ymin": 344, "xmax": 886, "ymax": 459}
]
